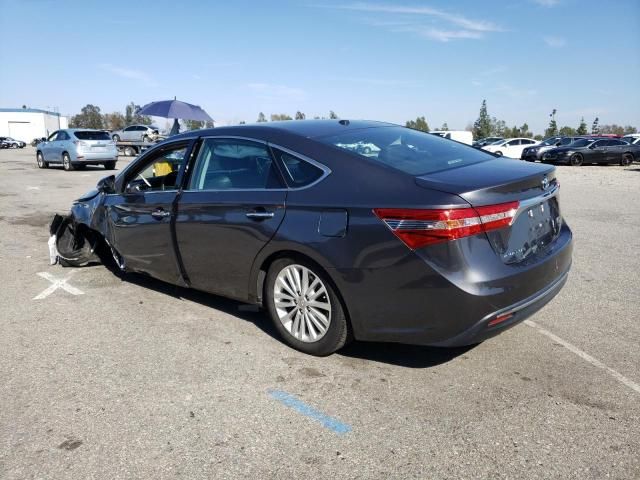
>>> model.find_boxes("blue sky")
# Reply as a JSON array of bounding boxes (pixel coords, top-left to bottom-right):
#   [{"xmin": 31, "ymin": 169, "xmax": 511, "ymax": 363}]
[{"xmin": 1, "ymin": 0, "xmax": 638, "ymax": 133}]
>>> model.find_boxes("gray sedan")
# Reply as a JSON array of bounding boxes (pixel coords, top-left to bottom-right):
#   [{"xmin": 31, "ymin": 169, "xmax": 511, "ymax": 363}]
[{"xmin": 111, "ymin": 125, "xmax": 160, "ymax": 143}]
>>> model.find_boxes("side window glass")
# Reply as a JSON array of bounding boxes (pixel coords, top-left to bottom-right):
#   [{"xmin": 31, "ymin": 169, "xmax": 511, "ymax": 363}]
[
  {"xmin": 125, "ymin": 126, "xmax": 135, "ymax": 132},
  {"xmin": 125, "ymin": 145, "xmax": 187, "ymax": 193},
  {"xmin": 507, "ymin": 140, "xmax": 519, "ymax": 146},
  {"xmin": 59, "ymin": 131, "xmax": 69, "ymax": 141},
  {"xmin": 273, "ymin": 148, "xmax": 325, "ymax": 187},
  {"xmin": 189, "ymin": 139, "xmax": 282, "ymax": 190},
  {"xmin": 48, "ymin": 131, "xmax": 59, "ymax": 141}
]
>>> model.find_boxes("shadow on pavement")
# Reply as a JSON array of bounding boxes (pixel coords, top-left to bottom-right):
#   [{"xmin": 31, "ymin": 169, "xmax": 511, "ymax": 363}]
[{"xmin": 337, "ymin": 341, "xmax": 476, "ymax": 368}]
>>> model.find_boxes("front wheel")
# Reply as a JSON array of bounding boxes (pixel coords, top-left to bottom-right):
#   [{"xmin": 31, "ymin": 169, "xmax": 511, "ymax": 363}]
[
  {"xmin": 112, "ymin": 134, "xmax": 120, "ymax": 142},
  {"xmin": 62, "ymin": 153, "xmax": 75, "ymax": 171},
  {"xmin": 104, "ymin": 161, "xmax": 116, "ymax": 170},
  {"xmin": 265, "ymin": 258, "xmax": 349, "ymax": 356},
  {"xmin": 621, "ymin": 153, "xmax": 633, "ymax": 166},
  {"xmin": 570, "ymin": 153, "xmax": 583, "ymax": 166}
]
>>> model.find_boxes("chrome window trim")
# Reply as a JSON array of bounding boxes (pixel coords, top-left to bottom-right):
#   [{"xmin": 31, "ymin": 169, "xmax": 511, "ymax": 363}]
[{"xmin": 181, "ymin": 136, "xmax": 331, "ymax": 193}]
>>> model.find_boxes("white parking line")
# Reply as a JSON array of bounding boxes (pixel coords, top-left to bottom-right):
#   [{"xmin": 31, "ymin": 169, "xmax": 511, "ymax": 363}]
[
  {"xmin": 525, "ymin": 320, "xmax": 640, "ymax": 395},
  {"xmin": 33, "ymin": 271, "xmax": 84, "ymax": 300}
]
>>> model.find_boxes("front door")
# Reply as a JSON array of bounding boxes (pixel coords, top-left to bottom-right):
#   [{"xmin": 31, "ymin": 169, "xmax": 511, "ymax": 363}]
[
  {"xmin": 103, "ymin": 140, "xmax": 192, "ymax": 284},
  {"xmin": 41, "ymin": 130, "xmax": 60, "ymax": 162},
  {"xmin": 175, "ymin": 137, "xmax": 287, "ymax": 300}
]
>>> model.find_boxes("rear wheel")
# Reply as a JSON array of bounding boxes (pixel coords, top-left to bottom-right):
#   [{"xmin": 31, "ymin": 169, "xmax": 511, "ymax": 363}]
[
  {"xmin": 570, "ymin": 153, "xmax": 583, "ymax": 166},
  {"xmin": 112, "ymin": 134, "xmax": 120, "ymax": 142},
  {"xmin": 621, "ymin": 153, "xmax": 633, "ymax": 166},
  {"xmin": 104, "ymin": 160, "xmax": 116, "ymax": 170},
  {"xmin": 142, "ymin": 135, "xmax": 150, "ymax": 143},
  {"xmin": 62, "ymin": 153, "xmax": 75, "ymax": 171},
  {"xmin": 265, "ymin": 258, "xmax": 349, "ymax": 356},
  {"xmin": 36, "ymin": 152, "xmax": 48, "ymax": 169}
]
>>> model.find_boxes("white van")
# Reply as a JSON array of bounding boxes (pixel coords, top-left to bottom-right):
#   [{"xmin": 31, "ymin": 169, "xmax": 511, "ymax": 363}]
[{"xmin": 430, "ymin": 130, "xmax": 473, "ymax": 145}]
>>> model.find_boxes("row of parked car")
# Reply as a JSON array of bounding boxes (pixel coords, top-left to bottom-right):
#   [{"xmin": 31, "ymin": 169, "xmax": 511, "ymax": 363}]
[
  {"xmin": 0, "ymin": 136, "xmax": 27, "ymax": 149},
  {"xmin": 474, "ymin": 134, "xmax": 640, "ymax": 166}
]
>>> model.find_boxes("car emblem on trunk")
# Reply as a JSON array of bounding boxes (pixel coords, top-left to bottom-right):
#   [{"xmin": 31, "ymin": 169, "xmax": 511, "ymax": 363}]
[{"xmin": 541, "ymin": 176, "xmax": 549, "ymax": 190}]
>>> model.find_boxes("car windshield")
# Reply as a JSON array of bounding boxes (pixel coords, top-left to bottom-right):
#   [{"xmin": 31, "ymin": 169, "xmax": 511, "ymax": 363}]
[
  {"xmin": 318, "ymin": 126, "xmax": 492, "ymax": 175},
  {"xmin": 569, "ymin": 139, "xmax": 593, "ymax": 148},
  {"xmin": 74, "ymin": 131, "xmax": 111, "ymax": 140},
  {"xmin": 541, "ymin": 137, "xmax": 560, "ymax": 146},
  {"xmin": 622, "ymin": 136, "xmax": 638, "ymax": 144}
]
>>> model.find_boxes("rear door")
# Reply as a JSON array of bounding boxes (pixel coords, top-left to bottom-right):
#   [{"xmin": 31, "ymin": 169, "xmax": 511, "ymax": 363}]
[
  {"xmin": 103, "ymin": 140, "xmax": 193, "ymax": 284},
  {"xmin": 505, "ymin": 139, "xmax": 521, "ymax": 157},
  {"xmin": 175, "ymin": 136, "xmax": 287, "ymax": 300},
  {"xmin": 122, "ymin": 126, "xmax": 137, "ymax": 141},
  {"xmin": 605, "ymin": 139, "xmax": 624, "ymax": 163},
  {"xmin": 587, "ymin": 139, "xmax": 608, "ymax": 163}
]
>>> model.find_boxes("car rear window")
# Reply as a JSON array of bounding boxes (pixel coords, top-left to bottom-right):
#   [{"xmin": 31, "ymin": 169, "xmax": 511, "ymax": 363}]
[
  {"xmin": 74, "ymin": 131, "xmax": 111, "ymax": 140},
  {"xmin": 317, "ymin": 126, "xmax": 492, "ymax": 175}
]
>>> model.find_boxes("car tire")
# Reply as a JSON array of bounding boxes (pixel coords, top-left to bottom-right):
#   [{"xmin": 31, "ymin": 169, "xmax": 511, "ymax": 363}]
[
  {"xmin": 495, "ymin": 151, "xmax": 503, "ymax": 156},
  {"xmin": 142, "ymin": 135, "xmax": 150, "ymax": 143},
  {"xmin": 112, "ymin": 134, "xmax": 120, "ymax": 142},
  {"xmin": 104, "ymin": 161, "xmax": 116, "ymax": 170},
  {"xmin": 62, "ymin": 153, "xmax": 75, "ymax": 171},
  {"xmin": 265, "ymin": 258, "xmax": 350, "ymax": 356},
  {"xmin": 124, "ymin": 146, "xmax": 137, "ymax": 156},
  {"xmin": 621, "ymin": 153, "xmax": 633, "ymax": 166},
  {"xmin": 570, "ymin": 153, "xmax": 583, "ymax": 166},
  {"xmin": 36, "ymin": 152, "xmax": 48, "ymax": 169}
]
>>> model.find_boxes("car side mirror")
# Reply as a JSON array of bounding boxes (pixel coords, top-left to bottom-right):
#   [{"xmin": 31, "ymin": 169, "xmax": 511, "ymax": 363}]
[{"xmin": 97, "ymin": 175, "xmax": 116, "ymax": 194}]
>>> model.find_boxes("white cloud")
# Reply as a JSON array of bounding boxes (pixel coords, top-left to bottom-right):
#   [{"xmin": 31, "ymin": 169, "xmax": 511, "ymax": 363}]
[
  {"xmin": 532, "ymin": 0, "xmax": 560, "ymax": 6},
  {"xmin": 246, "ymin": 83, "xmax": 307, "ymax": 101},
  {"xmin": 323, "ymin": 2, "xmax": 503, "ymax": 42},
  {"xmin": 98, "ymin": 64, "xmax": 157, "ymax": 86},
  {"xmin": 543, "ymin": 35, "xmax": 567, "ymax": 47}
]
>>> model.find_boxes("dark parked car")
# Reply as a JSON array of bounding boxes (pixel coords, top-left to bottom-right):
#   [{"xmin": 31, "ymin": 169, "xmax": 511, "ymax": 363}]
[
  {"xmin": 542, "ymin": 138, "xmax": 639, "ymax": 166},
  {"xmin": 521, "ymin": 136, "xmax": 583, "ymax": 162},
  {"xmin": 54, "ymin": 120, "xmax": 573, "ymax": 356}
]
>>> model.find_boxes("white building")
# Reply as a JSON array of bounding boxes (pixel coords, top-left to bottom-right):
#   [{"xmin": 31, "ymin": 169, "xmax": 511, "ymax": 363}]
[{"xmin": 0, "ymin": 108, "xmax": 69, "ymax": 143}]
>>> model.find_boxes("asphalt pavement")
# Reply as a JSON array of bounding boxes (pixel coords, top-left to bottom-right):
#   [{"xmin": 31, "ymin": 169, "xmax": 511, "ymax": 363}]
[{"xmin": 0, "ymin": 147, "xmax": 638, "ymax": 479}]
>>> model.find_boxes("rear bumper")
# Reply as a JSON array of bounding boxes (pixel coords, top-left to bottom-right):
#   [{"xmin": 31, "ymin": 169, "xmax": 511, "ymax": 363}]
[
  {"xmin": 74, "ymin": 151, "xmax": 118, "ymax": 163},
  {"xmin": 429, "ymin": 268, "xmax": 569, "ymax": 347}
]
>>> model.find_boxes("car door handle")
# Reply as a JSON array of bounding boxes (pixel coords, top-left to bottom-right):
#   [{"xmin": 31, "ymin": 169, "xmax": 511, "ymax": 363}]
[
  {"xmin": 151, "ymin": 209, "xmax": 171, "ymax": 219},
  {"xmin": 246, "ymin": 211, "xmax": 275, "ymax": 220}
]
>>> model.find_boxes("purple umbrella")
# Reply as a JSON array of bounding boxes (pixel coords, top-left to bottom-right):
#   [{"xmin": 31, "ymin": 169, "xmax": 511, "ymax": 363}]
[{"xmin": 137, "ymin": 98, "xmax": 213, "ymax": 122}]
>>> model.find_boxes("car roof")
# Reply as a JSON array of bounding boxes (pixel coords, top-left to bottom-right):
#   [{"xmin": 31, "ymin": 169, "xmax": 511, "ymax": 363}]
[{"xmin": 170, "ymin": 119, "xmax": 397, "ymax": 142}]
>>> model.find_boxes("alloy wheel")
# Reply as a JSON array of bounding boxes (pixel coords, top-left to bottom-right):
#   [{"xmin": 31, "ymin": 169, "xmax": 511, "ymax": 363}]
[{"xmin": 273, "ymin": 264, "xmax": 332, "ymax": 343}]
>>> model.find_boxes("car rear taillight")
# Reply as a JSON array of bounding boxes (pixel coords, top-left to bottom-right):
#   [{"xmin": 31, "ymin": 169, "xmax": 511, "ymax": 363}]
[{"xmin": 373, "ymin": 201, "xmax": 519, "ymax": 250}]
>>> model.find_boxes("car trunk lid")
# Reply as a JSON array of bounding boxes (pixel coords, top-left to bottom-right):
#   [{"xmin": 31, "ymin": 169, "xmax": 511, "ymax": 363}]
[{"xmin": 415, "ymin": 159, "xmax": 562, "ymax": 264}]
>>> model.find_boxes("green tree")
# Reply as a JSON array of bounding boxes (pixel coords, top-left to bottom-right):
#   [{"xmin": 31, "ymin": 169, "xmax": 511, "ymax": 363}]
[
  {"xmin": 103, "ymin": 112, "xmax": 126, "ymax": 131},
  {"xmin": 295, "ymin": 111, "xmax": 306, "ymax": 120},
  {"xmin": 184, "ymin": 119, "xmax": 204, "ymax": 130},
  {"xmin": 591, "ymin": 117, "xmax": 599, "ymax": 134},
  {"xmin": 473, "ymin": 100, "xmax": 492, "ymax": 139},
  {"xmin": 534, "ymin": 134, "xmax": 544, "ymax": 141},
  {"xmin": 544, "ymin": 109, "xmax": 558, "ymax": 138},
  {"xmin": 257, "ymin": 112, "xmax": 267, "ymax": 122},
  {"xmin": 623, "ymin": 125, "xmax": 638, "ymax": 134},
  {"xmin": 405, "ymin": 116, "xmax": 430, "ymax": 132},
  {"xmin": 124, "ymin": 102, "xmax": 151, "ymax": 125},
  {"xmin": 329, "ymin": 110, "xmax": 338, "ymax": 119},
  {"xmin": 559, "ymin": 126, "xmax": 577, "ymax": 136},
  {"xmin": 205, "ymin": 120, "xmax": 214, "ymax": 128},
  {"xmin": 69, "ymin": 104, "xmax": 104, "ymax": 129},
  {"xmin": 440, "ymin": 122, "xmax": 449, "ymax": 131},
  {"xmin": 270, "ymin": 113, "xmax": 293, "ymax": 121},
  {"xmin": 491, "ymin": 117, "xmax": 507, "ymax": 136},
  {"xmin": 576, "ymin": 117, "xmax": 588, "ymax": 135}
]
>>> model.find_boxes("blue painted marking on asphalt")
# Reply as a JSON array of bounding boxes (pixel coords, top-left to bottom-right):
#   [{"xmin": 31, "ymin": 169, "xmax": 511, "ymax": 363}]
[{"xmin": 268, "ymin": 389, "xmax": 352, "ymax": 435}]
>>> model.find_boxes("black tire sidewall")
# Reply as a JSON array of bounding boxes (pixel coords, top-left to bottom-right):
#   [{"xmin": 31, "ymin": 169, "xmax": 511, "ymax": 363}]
[
  {"xmin": 104, "ymin": 161, "xmax": 116, "ymax": 170},
  {"xmin": 112, "ymin": 135, "xmax": 120, "ymax": 142},
  {"xmin": 570, "ymin": 154, "xmax": 583, "ymax": 166},
  {"xmin": 265, "ymin": 257, "xmax": 348, "ymax": 356}
]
